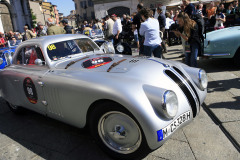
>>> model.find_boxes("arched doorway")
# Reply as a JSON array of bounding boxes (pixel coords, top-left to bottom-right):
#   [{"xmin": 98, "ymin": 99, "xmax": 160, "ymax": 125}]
[
  {"xmin": 108, "ymin": 6, "xmax": 130, "ymax": 17},
  {"xmin": 0, "ymin": 3, "xmax": 13, "ymax": 32}
]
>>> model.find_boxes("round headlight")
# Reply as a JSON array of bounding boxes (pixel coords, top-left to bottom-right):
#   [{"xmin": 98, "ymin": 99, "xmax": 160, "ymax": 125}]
[
  {"xmin": 0, "ymin": 58, "xmax": 3, "ymax": 65},
  {"xmin": 162, "ymin": 91, "xmax": 178, "ymax": 119},
  {"xmin": 198, "ymin": 69, "xmax": 208, "ymax": 90},
  {"xmin": 116, "ymin": 44, "xmax": 124, "ymax": 53}
]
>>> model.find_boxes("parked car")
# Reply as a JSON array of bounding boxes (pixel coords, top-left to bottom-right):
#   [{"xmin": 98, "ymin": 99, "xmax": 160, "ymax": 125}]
[
  {"xmin": 81, "ymin": 28, "xmax": 132, "ymax": 55},
  {"xmin": 203, "ymin": 26, "xmax": 240, "ymax": 67},
  {"xmin": 81, "ymin": 28, "xmax": 115, "ymax": 54},
  {"xmin": 0, "ymin": 34, "xmax": 207, "ymax": 160},
  {"xmin": 0, "ymin": 39, "xmax": 22, "ymax": 69}
]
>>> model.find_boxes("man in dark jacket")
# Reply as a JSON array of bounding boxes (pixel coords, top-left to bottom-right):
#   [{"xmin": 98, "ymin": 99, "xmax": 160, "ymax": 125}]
[
  {"xmin": 183, "ymin": 0, "xmax": 196, "ymax": 17},
  {"xmin": 132, "ymin": 3, "xmax": 144, "ymax": 55},
  {"xmin": 157, "ymin": 7, "xmax": 167, "ymax": 53},
  {"xmin": 61, "ymin": 19, "xmax": 73, "ymax": 34},
  {"xmin": 36, "ymin": 22, "xmax": 47, "ymax": 37}
]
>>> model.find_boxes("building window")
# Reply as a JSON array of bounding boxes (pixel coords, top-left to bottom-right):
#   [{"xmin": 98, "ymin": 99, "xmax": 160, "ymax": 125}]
[
  {"xmin": 80, "ymin": 1, "xmax": 87, "ymax": 8},
  {"xmin": 88, "ymin": 0, "xmax": 93, "ymax": 7},
  {"xmin": 75, "ymin": 3, "xmax": 77, "ymax": 10},
  {"xmin": 83, "ymin": 1, "xmax": 87, "ymax": 8},
  {"xmin": 91, "ymin": 11, "xmax": 95, "ymax": 19},
  {"xmin": 80, "ymin": 1, "xmax": 83, "ymax": 8}
]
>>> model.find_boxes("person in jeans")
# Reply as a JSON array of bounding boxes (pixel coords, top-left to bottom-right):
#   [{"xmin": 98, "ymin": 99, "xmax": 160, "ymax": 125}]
[
  {"xmin": 157, "ymin": 7, "xmax": 167, "ymax": 53},
  {"xmin": 132, "ymin": 3, "xmax": 144, "ymax": 55},
  {"xmin": 173, "ymin": 12, "xmax": 200, "ymax": 67},
  {"xmin": 139, "ymin": 8, "xmax": 162, "ymax": 58},
  {"xmin": 111, "ymin": 14, "xmax": 122, "ymax": 45}
]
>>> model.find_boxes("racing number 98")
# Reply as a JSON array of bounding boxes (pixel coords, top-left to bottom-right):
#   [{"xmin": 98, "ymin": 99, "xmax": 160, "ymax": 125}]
[{"xmin": 27, "ymin": 87, "xmax": 33, "ymax": 96}]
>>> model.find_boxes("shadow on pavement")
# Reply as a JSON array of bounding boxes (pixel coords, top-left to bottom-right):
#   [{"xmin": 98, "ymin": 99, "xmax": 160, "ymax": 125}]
[
  {"xmin": 206, "ymin": 77, "xmax": 240, "ymax": 110},
  {"xmin": 206, "ymin": 96, "xmax": 240, "ymax": 110},
  {"xmin": 198, "ymin": 58, "xmax": 239, "ymax": 73},
  {"xmin": 207, "ymin": 78, "xmax": 240, "ymax": 93},
  {"xmin": 0, "ymin": 98, "xmax": 113, "ymax": 160}
]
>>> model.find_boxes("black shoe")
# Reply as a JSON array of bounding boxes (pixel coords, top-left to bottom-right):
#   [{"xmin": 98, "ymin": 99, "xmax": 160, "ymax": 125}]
[{"xmin": 163, "ymin": 50, "xmax": 168, "ymax": 53}]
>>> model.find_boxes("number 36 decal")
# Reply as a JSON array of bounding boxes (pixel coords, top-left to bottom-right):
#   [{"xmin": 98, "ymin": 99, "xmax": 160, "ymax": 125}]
[{"xmin": 23, "ymin": 77, "xmax": 38, "ymax": 104}]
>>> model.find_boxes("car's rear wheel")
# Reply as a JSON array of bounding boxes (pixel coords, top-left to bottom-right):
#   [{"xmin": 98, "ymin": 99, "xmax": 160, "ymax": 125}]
[
  {"xmin": 89, "ymin": 102, "xmax": 150, "ymax": 160},
  {"xmin": 6, "ymin": 101, "xmax": 23, "ymax": 114}
]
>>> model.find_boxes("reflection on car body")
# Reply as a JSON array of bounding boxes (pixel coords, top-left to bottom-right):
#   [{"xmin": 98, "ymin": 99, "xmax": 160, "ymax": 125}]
[{"xmin": 0, "ymin": 34, "xmax": 207, "ymax": 160}]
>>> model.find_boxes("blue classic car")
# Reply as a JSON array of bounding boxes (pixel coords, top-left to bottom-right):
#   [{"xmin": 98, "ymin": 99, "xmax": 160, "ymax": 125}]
[
  {"xmin": 203, "ymin": 26, "xmax": 240, "ymax": 67},
  {"xmin": 0, "ymin": 40, "xmax": 21, "ymax": 69}
]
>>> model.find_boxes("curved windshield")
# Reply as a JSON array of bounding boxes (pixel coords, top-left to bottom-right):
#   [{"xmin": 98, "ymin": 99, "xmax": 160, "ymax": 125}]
[
  {"xmin": 75, "ymin": 38, "xmax": 100, "ymax": 52},
  {"xmin": 47, "ymin": 38, "xmax": 100, "ymax": 61}
]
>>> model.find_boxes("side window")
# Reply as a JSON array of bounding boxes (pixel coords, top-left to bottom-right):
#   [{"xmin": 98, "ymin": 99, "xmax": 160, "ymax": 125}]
[
  {"xmin": 16, "ymin": 46, "xmax": 45, "ymax": 65},
  {"xmin": 16, "ymin": 49, "xmax": 24, "ymax": 64}
]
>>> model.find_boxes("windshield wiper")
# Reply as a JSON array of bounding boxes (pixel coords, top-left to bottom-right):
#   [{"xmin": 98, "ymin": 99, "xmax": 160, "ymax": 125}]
[{"xmin": 65, "ymin": 56, "xmax": 89, "ymax": 69}]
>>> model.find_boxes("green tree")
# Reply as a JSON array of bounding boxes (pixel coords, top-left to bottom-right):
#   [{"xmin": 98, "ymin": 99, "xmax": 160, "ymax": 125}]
[{"xmin": 31, "ymin": 9, "xmax": 37, "ymax": 28}]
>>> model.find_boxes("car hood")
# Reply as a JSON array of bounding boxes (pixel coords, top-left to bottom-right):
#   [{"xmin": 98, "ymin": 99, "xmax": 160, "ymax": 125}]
[
  {"xmin": 54, "ymin": 54, "xmax": 170, "ymax": 73},
  {"xmin": 205, "ymin": 26, "xmax": 240, "ymax": 41}
]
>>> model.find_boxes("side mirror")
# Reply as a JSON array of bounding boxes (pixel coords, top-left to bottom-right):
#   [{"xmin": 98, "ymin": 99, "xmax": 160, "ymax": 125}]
[{"xmin": 34, "ymin": 59, "xmax": 44, "ymax": 66}]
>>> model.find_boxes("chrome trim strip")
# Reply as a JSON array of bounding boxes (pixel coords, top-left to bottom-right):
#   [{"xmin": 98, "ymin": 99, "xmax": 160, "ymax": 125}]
[
  {"xmin": 169, "ymin": 68, "xmax": 200, "ymax": 112},
  {"xmin": 148, "ymin": 59, "xmax": 170, "ymax": 68},
  {"xmin": 149, "ymin": 59, "xmax": 199, "ymax": 114},
  {"xmin": 203, "ymin": 53, "xmax": 231, "ymax": 57}
]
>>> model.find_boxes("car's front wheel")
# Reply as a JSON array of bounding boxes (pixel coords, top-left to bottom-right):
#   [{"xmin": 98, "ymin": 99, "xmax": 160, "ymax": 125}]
[{"xmin": 89, "ymin": 102, "xmax": 150, "ymax": 160}]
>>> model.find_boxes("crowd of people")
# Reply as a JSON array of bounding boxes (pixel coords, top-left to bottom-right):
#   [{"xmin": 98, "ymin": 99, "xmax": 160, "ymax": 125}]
[
  {"xmin": 1, "ymin": 0, "xmax": 239, "ymax": 68},
  {"xmin": 0, "ymin": 17, "xmax": 73, "ymax": 48}
]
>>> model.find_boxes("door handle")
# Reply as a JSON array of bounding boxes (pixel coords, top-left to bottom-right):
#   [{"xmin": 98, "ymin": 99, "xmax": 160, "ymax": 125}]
[{"xmin": 14, "ymin": 79, "xmax": 20, "ymax": 82}]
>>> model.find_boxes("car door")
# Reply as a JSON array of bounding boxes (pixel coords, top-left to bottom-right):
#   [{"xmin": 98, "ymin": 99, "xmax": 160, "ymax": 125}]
[{"xmin": 10, "ymin": 45, "xmax": 48, "ymax": 114}]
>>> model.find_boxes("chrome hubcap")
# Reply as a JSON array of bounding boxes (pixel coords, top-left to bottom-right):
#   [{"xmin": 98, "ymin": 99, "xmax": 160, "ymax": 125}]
[
  {"xmin": 98, "ymin": 111, "xmax": 142, "ymax": 154},
  {"xmin": 109, "ymin": 125, "xmax": 126, "ymax": 139}
]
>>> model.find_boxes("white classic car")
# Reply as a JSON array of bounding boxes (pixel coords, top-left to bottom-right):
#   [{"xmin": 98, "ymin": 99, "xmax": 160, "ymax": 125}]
[{"xmin": 0, "ymin": 34, "xmax": 207, "ymax": 159}]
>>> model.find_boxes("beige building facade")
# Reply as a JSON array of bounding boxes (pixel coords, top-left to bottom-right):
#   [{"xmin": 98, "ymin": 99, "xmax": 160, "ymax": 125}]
[
  {"xmin": 73, "ymin": 0, "xmax": 190, "ymax": 23},
  {"xmin": 73, "ymin": 0, "xmax": 140, "ymax": 22},
  {"xmin": 64, "ymin": 10, "xmax": 77, "ymax": 28},
  {"xmin": 74, "ymin": 0, "xmax": 95, "ymax": 22},
  {"xmin": 93, "ymin": 0, "xmax": 139, "ymax": 19},
  {"xmin": 29, "ymin": 1, "xmax": 45, "ymax": 26},
  {"xmin": 29, "ymin": 0, "xmax": 61, "ymax": 26}
]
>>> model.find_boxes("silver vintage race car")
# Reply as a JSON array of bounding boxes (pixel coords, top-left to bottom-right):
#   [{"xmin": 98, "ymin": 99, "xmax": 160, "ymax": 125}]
[{"xmin": 0, "ymin": 34, "xmax": 207, "ymax": 160}]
